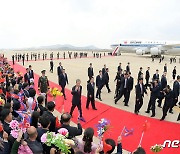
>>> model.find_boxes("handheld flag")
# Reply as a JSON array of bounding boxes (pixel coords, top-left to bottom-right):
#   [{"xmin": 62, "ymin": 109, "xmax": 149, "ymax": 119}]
[{"xmin": 121, "ymin": 127, "xmax": 134, "ymax": 137}]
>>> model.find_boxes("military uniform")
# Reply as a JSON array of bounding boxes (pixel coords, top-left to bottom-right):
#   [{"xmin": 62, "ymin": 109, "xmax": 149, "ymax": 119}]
[
  {"xmin": 38, "ymin": 71, "xmax": 49, "ymax": 105},
  {"xmin": 38, "ymin": 76, "xmax": 49, "ymax": 93}
]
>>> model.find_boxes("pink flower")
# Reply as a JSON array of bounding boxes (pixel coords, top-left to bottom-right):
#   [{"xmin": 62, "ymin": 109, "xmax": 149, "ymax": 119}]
[
  {"xmin": 41, "ymin": 133, "xmax": 47, "ymax": 143},
  {"xmin": 10, "ymin": 130, "xmax": 19, "ymax": 138},
  {"xmin": 58, "ymin": 128, "xmax": 69, "ymax": 137},
  {"xmin": 10, "ymin": 120, "xmax": 19, "ymax": 130}
]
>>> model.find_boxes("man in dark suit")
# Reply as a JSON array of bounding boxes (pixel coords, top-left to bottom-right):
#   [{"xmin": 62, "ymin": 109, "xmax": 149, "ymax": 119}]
[
  {"xmin": 88, "ymin": 63, "xmax": 94, "ymax": 81},
  {"xmin": 117, "ymin": 63, "xmax": 122, "ymax": 72},
  {"xmin": 158, "ymin": 72, "xmax": 167, "ymax": 107},
  {"xmin": 59, "ymin": 69, "xmax": 68, "ymax": 100},
  {"xmin": 86, "ymin": 77, "xmax": 97, "ymax": 110},
  {"xmin": 24, "ymin": 68, "xmax": 30, "ymax": 85},
  {"xmin": 153, "ymin": 69, "xmax": 159, "ymax": 81},
  {"xmin": 160, "ymin": 85, "xmax": 174, "ymax": 121},
  {"xmin": 57, "ymin": 62, "xmax": 63, "ymax": 85},
  {"xmin": 145, "ymin": 67, "xmax": 150, "ymax": 89},
  {"xmin": 125, "ymin": 72, "xmax": 134, "ymax": 106},
  {"xmin": 60, "ymin": 113, "xmax": 82, "ymax": 139},
  {"xmin": 102, "ymin": 64, "xmax": 106, "ymax": 75},
  {"xmin": 169, "ymin": 75, "xmax": 180, "ymax": 113},
  {"xmin": 103, "ymin": 68, "xmax": 111, "ymax": 93},
  {"xmin": 70, "ymin": 79, "xmax": 85, "ymax": 122},
  {"xmin": 114, "ymin": 70, "xmax": 123, "ymax": 98},
  {"xmin": 96, "ymin": 70, "xmax": 104, "ymax": 101},
  {"xmin": 172, "ymin": 66, "xmax": 176, "ymax": 80},
  {"xmin": 115, "ymin": 73, "xmax": 129, "ymax": 105},
  {"xmin": 42, "ymin": 101, "xmax": 56, "ymax": 132},
  {"xmin": 12, "ymin": 55, "xmax": 15, "ymax": 65},
  {"xmin": 138, "ymin": 67, "xmax": 143, "ymax": 80},
  {"xmin": 145, "ymin": 80, "xmax": 160, "ymax": 117},
  {"xmin": 29, "ymin": 65, "xmax": 34, "ymax": 79},
  {"xmin": 49, "ymin": 59, "xmax": 54, "ymax": 73},
  {"xmin": 134, "ymin": 78, "xmax": 147, "ymax": 114},
  {"xmin": 126, "ymin": 62, "xmax": 130, "ymax": 73},
  {"xmin": 164, "ymin": 63, "xmax": 167, "ymax": 72}
]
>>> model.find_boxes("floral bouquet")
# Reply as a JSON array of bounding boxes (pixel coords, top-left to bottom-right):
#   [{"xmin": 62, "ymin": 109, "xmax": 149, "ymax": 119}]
[
  {"xmin": 150, "ymin": 144, "xmax": 163, "ymax": 153},
  {"xmin": 58, "ymin": 128, "xmax": 69, "ymax": 138},
  {"xmin": 48, "ymin": 87, "xmax": 63, "ymax": 100},
  {"xmin": 41, "ymin": 131, "xmax": 71, "ymax": 154},
  {"xmin": 0, "ymin": 97, "xmax": 5, "ymax": 106},
  {"xmin": 9, "ymin": 120, "xmax": 30, "ymax": 138},
  {"xmin": 96, "ymin": 118, "xmax": 111, "ymax": 137}
]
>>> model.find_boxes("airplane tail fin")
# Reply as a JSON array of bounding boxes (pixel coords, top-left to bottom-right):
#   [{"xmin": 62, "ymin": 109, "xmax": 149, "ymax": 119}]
[{"xmin": 112, "ymin": 46, "xmax": 119, "ymax": 56}]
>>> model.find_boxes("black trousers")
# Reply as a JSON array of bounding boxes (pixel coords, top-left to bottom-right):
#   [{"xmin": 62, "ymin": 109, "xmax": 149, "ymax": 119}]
[
  {"xmin": 147, "ymin": 97, "xmax": 156, "ymax": 116},
  {"xmin": 158, "ymin": 93, "xmax": 164, "ymax": 107},
  {"xmin": 115, "ymin": 85, "xmax": 120, "ymax": 98},
  {"xmin": 177, "ymin": 113, "xmax": 180, "ymax": 121},
  {"xmin": 162, "ymin": 104, "xmax": 171, "ymax": 120},
  {"xmin": 135, "ymin": 97, "xmax": 143, "ymax": 112},
  {"xmin": 96, "ymin": 86, "xmax": 103, "ymax": 99},
  {"xmin": 115, "ymin": 88, "xmax": 129, "ymax": 105},
  {"xmin": 50, "ymin": 66, "xmax": 53, "ymax": 72},
  {"xmin": 145, "ymin": 78, "xmax": 150, "ymax": 88},
  {"xmin": 105, "ymin": 82, "xmax": 111, "ymax": 92},
  {"xmin": 169, "ymin": 98, "xmax": 178, "ymax": 112},
  {"xmin": 70, "ymin": 103, "xmax": 82, "ymax": 117},
  {"xmin": 86, "ymin": 96, "xmax": 95, "ymax": 109},
  {"xmin": 61, "ymin": 85, "xmax": 66, "ymax": 98}
]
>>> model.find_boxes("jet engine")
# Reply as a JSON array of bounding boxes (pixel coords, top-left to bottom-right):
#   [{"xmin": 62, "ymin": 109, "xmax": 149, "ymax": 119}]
[{"xmin": 136, "ymin": 49, "xmax": 145, "ymax": 55}]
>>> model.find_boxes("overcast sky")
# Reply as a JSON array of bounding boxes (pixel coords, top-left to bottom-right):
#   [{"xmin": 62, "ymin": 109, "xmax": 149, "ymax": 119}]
[{"xmin": 0, "ymin": 0, "xmax": 180, "ymax": 49}]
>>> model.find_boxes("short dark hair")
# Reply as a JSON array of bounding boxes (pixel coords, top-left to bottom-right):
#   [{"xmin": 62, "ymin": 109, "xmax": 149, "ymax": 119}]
[
  {"xmin": 133, "ymin": 147, "xmax": 146, "ymax": 154},
  {"xmin": 29, "ymin": 88, "xmax": 36, "ymax": 97},
  {"xmin": 37, "ymin": 95, "xmax": 44, "ymax": 104},
  {"xmin": 177, "ymin": 75, "xmax": 180, "ymax": 80},
  {"xmin": 23, "ymin": 82, "xmax": 29, "ymax": 89},
  {"xmin": 39, "ymin": 114, "xmax": 51, "ymax": 128},
  {"xmin": 0, "ymin": 109, "xmax": 11, "ymax": 121},
  {"xmin": 47, "ymin": 101, "xmax": 55, "ymax": 111}
]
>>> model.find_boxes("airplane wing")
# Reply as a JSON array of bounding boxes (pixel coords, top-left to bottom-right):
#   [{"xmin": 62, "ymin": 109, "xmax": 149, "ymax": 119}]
[{"xmin": 160, "ymin": 44, "xmax": 180, "ymax": 50}]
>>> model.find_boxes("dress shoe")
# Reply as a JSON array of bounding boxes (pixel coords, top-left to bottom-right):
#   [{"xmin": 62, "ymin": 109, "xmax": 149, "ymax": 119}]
[
  {"xmin": 114, "ymin": 100, "xmax": 117, "ymax": 104},
  {"xmin": 99, "ymin": 98, "xmax": 102, "ymax": 101},
  {"xmin": 108, "ymin": 90, "xmax": 111, "ymax": 93},
  {"xmin": 78, "ymin": 117, "xmax": 86, "ymax": 122},
  {"xmin": 134, "ymin": 112, "xmax": 138, "ymax": 115},
  {"xmin": 151, "ymin": 115, "xmax": 155, "ymax": 117},
  {"xmin": 86, "ymin": 107, "xmax": 89, "ymax": 110},
  {"xmin": 160, "ymin": 118, "xmax": 164, "ymax": 121},
  {"xmin": 145, "ymin": 111, "xmax": 150, "ymax": 113},
  {"xmin": 158, "ymin": 105, "xmax": 162, "ymax": 108},
  {"xmin": 169, "ymin": 111, "xmax": 173, "ymax": 114},
  {"xmin": 124, "ymin": 104, "xmax": 129, "ymax": 107},
  {"xmin": 93, "ymin": 108, "xmax": 97, "ymax": 110}
]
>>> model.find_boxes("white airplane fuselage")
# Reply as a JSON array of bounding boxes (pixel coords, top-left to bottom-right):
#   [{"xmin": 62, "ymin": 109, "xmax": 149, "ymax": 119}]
[{"xmin": 111, "ymin": 40, "xmax": 180, "ymax": 56}]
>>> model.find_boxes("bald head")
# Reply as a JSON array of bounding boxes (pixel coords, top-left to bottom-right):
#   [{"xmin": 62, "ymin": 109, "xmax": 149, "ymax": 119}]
[{"xmin": 27, "ymin": 126, "xmax": 37, "ymax": 140}]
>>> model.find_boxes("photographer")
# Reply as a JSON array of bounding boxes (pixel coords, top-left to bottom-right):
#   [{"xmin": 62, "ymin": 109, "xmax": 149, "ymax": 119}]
[{"xmin": 160, "ymin": 85, "xmax": 174, "ymax": 121}]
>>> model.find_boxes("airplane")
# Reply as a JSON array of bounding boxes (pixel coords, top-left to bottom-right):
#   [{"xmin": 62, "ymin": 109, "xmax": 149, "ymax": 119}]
[{"xmin": 111, "ymin": 40, "xmax": 180, "ymax": 56}]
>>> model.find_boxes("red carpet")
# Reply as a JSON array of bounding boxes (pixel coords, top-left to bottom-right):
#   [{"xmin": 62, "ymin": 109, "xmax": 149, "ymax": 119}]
[{"xmin": 11, "ymin": 62, "xmax": 180, "ymax": 154}]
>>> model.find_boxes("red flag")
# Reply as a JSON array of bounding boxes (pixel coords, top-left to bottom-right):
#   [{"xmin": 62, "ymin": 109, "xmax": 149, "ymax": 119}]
[
  {"xmin": 142, "ymin": 121, "xmax": 150, "ymax": 132},
  {"xmin": 0, "ymin": 123, "xmax": 3, "ymax": 132}
]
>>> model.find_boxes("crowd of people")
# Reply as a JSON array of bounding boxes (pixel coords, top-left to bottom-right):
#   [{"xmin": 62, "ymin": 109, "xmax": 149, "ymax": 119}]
[{"xmin": 1, "ymin": 52, "xmax": 179, "ymax": 154}]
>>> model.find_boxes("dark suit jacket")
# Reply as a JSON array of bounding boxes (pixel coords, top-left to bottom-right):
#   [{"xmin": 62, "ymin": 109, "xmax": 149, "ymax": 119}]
[
  {"xmin": 24, "ymin": 73, "xmax": 30, "ymax": 84},
  {"xmin": 164, "ymin": 90, "xmax": 174, "ymax": 106},
  {"xmin": 145, "ymin": 70, "xmax": 150, "ymax": 80},
  {"xmin": 71, "ymin": 85, "xmax": 82, "ymax": 105},
  {"xmin": 172, "ymin": 69, "xmax": 176, "ymax": 75},
  {"xmin": 59, "ymin": 73, "xmax": 68, "ymax": 87},
  {"xmin": 127, "ymin": 76, "xmax": 134, "ymax": 91},
  {"xmin": 102, "ymin": 68, "xmax": 106, "ymax": 75},
  {"xmin": 29, "ymin": 70, "xmax": 34, "ymax": 79},
  {"xmin": 173, "ymin": 80, "xmax": 179, "ymax": 98},
  {"xmin": 42, "ymin": 111, "xmax": 56, "ymax": 132},
  {"xmin": 160, "ymin": 76, "xmax": 167, "ymax": 90},
  {"xmin": 150, "ymin": 85, "xmax": 160, "ymax": 100},
  {"xmin": 103, "ymin": 72, "xmax": 109, "ymax": 83},
  {"xmin": 135, "ymin": 83, "xmax": 147, "ymax": 99},
  {"xmin": 87, "ymin": 82, "xmax": 95, "ymax": 97},
  {"xmin": 88, "ymin": 67, "xmax": 94, "ymax": 77},
  {"xmin": 164, "ymin": 66, "xmax": 167, "ymax": 72},
  {"xmin": 57, "ymin": 66, "xmax": 63, "ymax": 76},
  {"xmin": 61, "ymin": 123, "xmax": 82, "ymax": 139},
  {"xmin": 126, "ymin": 65, "xmax": 130, "ymax": 72},
  {"xmin": 153, "ymin": 73, "xmax": 159, "ymax": 81},
  {"xmin": 39, "ymin": 104, "xmax": 47, "ymax": 116},
  {"xmin": 96, "ymin": 75, "xmax": 104, "ymax": 88},
  {"xmin": 117, "ymin": 66, "xmax": 122, "ymax": 72}
]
